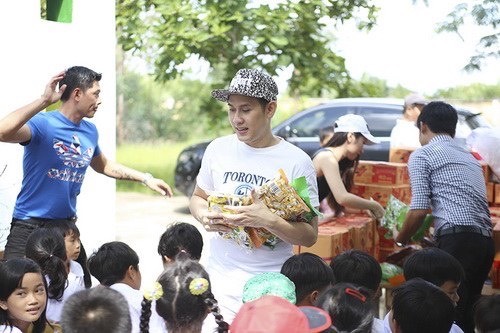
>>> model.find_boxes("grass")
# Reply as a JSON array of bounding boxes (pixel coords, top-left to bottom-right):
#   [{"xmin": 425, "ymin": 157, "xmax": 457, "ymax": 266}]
[{"xmin": 116, "ymin": 141, "xmax": 191, "ymax": 195}]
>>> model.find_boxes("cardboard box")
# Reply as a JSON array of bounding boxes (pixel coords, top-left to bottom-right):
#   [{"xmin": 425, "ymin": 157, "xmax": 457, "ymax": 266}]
[
  {"xmin": 494, "ymin": 220, "xmax": 500, "ymax": 254},
  {"xmin": 490, "ymin": 252, "xmax": 500, "ymax": 289},
  {"xmin": 495, "ymin": 184, "xmax": 500, "ymax": 205},
  {"xmin": 479, "ymin": 161, "xmax": 491, "ymax": 182},
  {"xmin": 351, "ymin": 184, "xmax": 412, "ymax": 207},
  {"xmin": 487, "ymin": 182, "xmax": 495, "ymax": 204},
  {"xmin": 389, "ymin": 148, "xmax": 415, "ymax": 163},
  {"xmin": 354, "ymin": 161, "xmax": 410, "ymax": 186},
  {"xmin": 295, "ymin": 224, "xmax": 351, "ymax": 262}
]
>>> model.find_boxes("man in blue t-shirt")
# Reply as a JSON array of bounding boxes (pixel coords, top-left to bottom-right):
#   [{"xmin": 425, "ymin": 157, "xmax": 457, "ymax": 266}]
[{"xmin": 0, "ymin": 66, "xmax": 173, "ymax": 259}]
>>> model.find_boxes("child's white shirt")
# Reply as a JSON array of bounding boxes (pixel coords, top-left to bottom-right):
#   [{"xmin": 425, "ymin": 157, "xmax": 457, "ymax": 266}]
[
  {"xmin": 110, "ymin": 283, "xmax": 167, "ymax": 333},
  {"xmin": 45, "ymin": 260, "xmax": 85, "ymax": 322},
  {"xmin": 382, "ymin": 311, "xmax": 464, "ymax": 333},
  {"xmin": 0, "ymin": 325, "xmax": 22, "ymax": 333}
]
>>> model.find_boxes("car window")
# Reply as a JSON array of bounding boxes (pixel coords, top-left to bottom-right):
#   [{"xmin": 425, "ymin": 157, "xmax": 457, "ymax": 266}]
[
  {"xmin": 285, "ymin": 106, "xmax": 353, "ymax": 137},
  {"xmin": 357, "ymin": 106, "xmax": 402, "ymax": 137}
]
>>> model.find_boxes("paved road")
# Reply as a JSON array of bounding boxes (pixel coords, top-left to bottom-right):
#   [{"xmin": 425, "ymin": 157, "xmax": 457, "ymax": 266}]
[{"xmin": 116, "ymin": 192, "xmax": 207, "ymax": 286}]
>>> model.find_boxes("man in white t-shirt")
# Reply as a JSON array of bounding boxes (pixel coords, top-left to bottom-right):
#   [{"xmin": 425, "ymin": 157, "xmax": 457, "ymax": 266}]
[
  {"xmin": 390, "ymin": 93, "xmax": 427, "ymax": 151},
  {"xmin": 189, "ymin": 69, "xmax": 319, "ymax": 325}
]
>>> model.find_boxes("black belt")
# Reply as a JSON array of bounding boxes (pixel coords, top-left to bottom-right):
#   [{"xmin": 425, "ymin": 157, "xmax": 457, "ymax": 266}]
[
  {"xmin": 12, "ymin": 216, "xmax": 77, "ymax": 228},
  {"xmin": 435, "ymin": 225, "xmax": 492, "ymax": 238}
]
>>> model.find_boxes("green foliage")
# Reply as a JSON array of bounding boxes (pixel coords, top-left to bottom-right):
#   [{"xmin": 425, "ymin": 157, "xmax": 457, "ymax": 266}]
[
  {"xmin": 435, "ymin": 0, "xmax": 500, "ymax": 71},
  {"xmin": 116, "ymin": 0, "xmax": 379, "ymax": 102},
  {"xmin": 116, "ymin": 141, "xmax": 192, "ymax": 194},
  {"xmin": 117, "ymin": 69, "xmax": 232, "ymax": 143},
  {"xmin": 432, "ymin": 82, "xmax": 500, "ymax": 101}
]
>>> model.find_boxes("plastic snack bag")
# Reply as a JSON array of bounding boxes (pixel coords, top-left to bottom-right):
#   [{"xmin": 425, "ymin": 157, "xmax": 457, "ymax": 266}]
[{"xmin": 380, "ymin": 195, "xmax": 433, "ymax": 242}]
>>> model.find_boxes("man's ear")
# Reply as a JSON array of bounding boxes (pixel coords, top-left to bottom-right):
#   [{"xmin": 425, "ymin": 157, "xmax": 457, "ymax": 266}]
[
  {"xmin": 310, "ymin": 290, "xmax": 320, "ymax": 303},
  {"xmin": 73, "ymin": 87, "xmax": 82, "ymax": 101},
  {"xmin": 265, "ymin": 101, "xmax": 277, "ymax": 118},
  {"xmin": 0, "ymin": 301, "xmax": 8, "ymax": 311},
  {"xmin": 162, "ymin": 256, "xmax": 172, "ymax": 264}
]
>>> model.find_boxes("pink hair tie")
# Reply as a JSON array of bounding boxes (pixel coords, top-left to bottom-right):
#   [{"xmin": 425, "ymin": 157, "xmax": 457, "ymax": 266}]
[{"xmin": 345, "ymin": 288, "xmax": 366, "ymax": 303}]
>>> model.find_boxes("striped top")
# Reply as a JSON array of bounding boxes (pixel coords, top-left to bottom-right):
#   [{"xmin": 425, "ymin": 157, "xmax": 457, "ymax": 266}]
[{"xmin": 408, "ymin": 135, "xmax": 491, "ymax": 233}]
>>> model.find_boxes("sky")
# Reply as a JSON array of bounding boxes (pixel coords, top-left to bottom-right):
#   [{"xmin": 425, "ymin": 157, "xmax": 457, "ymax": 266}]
[{"xmin": 334, "ymin": 0, "xmax": 500, "ymax": 95}]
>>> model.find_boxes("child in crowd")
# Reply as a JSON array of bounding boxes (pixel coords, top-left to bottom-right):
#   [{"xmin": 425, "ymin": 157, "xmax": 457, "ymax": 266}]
[
  {"xmin": 242, "ymin": 272, "xmax": 297, "ymax": 304},
  {"xmin": 60, "ymin": 286, "xmax": 132, "ymax": 333},
  {"xmin": 87, "ymin": 241, "xmax": 165, "ymax": 333},
  {"xmin": 315, "ymin": 282, "xmax": 374, "ymax": 333},
  {"xmin": 403, "ymin": 247, "xmax": 463, "ymax": 307},
  {"xmin": 389, "ymin": 278, "xmax": 455, "ymax": 333},
  {"xmin": 46, "ymin": 220, "xmax": 91, "ymax": 288},
  {"xmin": 473, "ymin": 294, "xmax": 500, "ymax": 333},
  {"xmin": 140, "ymin": 252, "xmax": 229, "ymax": 333},
  {"xmin": 329, "ymin": 249, "xmax": 383, "ymax": 332},
  {"xmin": 280, "ymin": 253, "xmax": 334, "ymax": 306},
  {"xmin": 231, "ymin": 295, "xmax": 332, "ymax": 333},
  {"xmin": 0, "ymin": 258, "xmax": 47, "ymax": 333},
  {"xmin": 25, "ymin": 228, "xmax": 84, "ymax": 323},
  {"xmin": 157, "ymin": 222, "xmax": 203, "ymax": 268},
  {"xmin": 383, "ymin": 247, "xmax": 465, "ymax": 333}
]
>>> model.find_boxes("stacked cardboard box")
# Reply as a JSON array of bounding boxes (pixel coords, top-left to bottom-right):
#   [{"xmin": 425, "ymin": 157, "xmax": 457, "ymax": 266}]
[{"xmin": 293, "ymin": 213, "xmax": 377, "ymax": 263}]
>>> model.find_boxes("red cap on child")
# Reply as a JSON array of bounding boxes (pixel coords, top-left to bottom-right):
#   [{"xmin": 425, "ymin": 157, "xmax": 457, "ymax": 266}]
[{"xmin": 230, "ymin": 295, "xmax": 331, "ymax": 333}]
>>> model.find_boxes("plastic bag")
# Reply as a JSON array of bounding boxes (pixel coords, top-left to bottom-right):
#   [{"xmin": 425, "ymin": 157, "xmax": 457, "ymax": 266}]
[
  {"xmin": 466, "ymin": 127, "xmax": 500, "ymax": 181},
  {"xmin": 380, "ymin": 195, "xmax": 433, "ymax": 242}
]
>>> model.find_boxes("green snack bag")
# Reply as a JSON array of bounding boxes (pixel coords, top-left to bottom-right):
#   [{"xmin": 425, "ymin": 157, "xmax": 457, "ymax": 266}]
[
  {"xmin": 381, "ymin": 195, "xmax": 433, "ymax": 241},
  {"xmin": 291, "ymin": 176, "xmax": 322, "ymax": 222},
  {"xmin": 380, "ymin": 262, "xmax": 403, "ymax": 281}
]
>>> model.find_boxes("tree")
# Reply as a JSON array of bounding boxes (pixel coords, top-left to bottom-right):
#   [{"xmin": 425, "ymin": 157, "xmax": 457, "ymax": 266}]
[
  {"xmin": 432, "ymin": 0, "xmax": 499, "ymax": 71},
  {"xmin": 116, "ymin": 0, "xmax": 378, "ymax": 99}
]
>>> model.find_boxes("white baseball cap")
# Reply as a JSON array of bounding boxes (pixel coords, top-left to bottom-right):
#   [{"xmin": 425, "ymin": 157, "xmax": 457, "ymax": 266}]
[{"xmin": 334, "ymin": 114, "xmax": 380, "ymax": 145}]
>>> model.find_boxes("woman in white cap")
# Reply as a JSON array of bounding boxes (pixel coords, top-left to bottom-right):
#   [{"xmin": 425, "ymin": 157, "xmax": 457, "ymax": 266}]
[{"xmin": 313, "ymin": 114, "xmax": 385, "ymax": 220}]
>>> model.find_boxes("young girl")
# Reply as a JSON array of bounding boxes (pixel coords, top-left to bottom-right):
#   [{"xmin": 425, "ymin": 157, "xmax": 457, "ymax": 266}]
[
  {"xmin": 315, "ymin": 283, "xmax": 374, "ymax": 333},
  {"xmin": 0, "ymin": 258, "xmax": 47, "ymax": 333},
  {"xmin": 24, "ymin": 228, "xmax": 84, "ymax": 323},
  {"xmin": 47, "ymin": 221, "xmax": 91, "ymax": 288},
  {"xmin": 139, "ymin": 253, "xmax": 229, "ymax": 333},
  {"xmin": 312, "ymin": 114, "xmax": 385, "ymax": 219}
]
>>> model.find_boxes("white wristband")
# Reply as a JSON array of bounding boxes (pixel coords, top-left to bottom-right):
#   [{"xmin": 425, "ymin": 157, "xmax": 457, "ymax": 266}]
[{"xmin": 142, "ymin": 173, "xmax": 153, "ymax": 185}]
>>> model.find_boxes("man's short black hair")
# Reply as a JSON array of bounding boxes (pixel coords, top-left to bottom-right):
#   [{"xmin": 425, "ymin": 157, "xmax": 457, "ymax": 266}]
[
  {"xmin": 60, "ymin": 66, "xmax": 102, "ymax": 102},
  {"xmin": 417, "ymin": 101, "xmax": 458, "ymax": 138}
]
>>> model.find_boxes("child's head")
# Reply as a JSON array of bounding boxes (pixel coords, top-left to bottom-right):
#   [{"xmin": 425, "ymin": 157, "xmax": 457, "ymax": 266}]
[
  {"xmin": 0, "ymin": 258, "xmax": 47, "ymax": 333},
  {"xmin": 61, "ymin": 285, "xmax": 132, "ymax": 333},
  {"xmin": 280, "ymin": 253, "xmax": 334, "ymax": 306},
  {"xmin": 390, "ymin": 278, "xmax": 455, "ymax": 333},
  {"xmin": 403, "ymin": 247, "xmax": 463, "ymax": 306},
  {"xmin": 25, "ymin": 227, "xmax": 68, "ymax": 301},
  {"xmin": 314, "ymin": 283, "xmax": 374, "ymax": 333},
  {"xmin": 140, "ymin": 253, "xmax": 228, "ymax": 333},
  {"xmin": 48, "ymin": 220, "xmax": 81, "ymax": 261},
  {"xmin": 87, "ymin": 241, "xmax": 141, "ymax": 289},
  {"xmin": 157, "ymin": 222, "xmax": 203, "ymax": 266},
  {"xmin": 330, "ymin": 249, "xmax": 382, "ymax": 295},
  {"xmin": 474, "ymin": 294, "xmax": 500, "ymax": 333},
  {"xmin": 242, "ymin": 272, "xmax": 297, "ymax": 304}
]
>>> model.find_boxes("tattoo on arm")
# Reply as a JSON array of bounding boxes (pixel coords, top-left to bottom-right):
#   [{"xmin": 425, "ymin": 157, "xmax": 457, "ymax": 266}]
[{"xmin": 110, "ymin": 168, "xmax": 134, "ymax": 180}]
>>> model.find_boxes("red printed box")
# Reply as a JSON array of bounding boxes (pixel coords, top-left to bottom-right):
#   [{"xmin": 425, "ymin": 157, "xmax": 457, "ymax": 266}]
[
  {"xmin": 355, "ymin": 161, "xmax": 410, "ymax": 186},
  {"xmin": 351, "ymin": 184, "xmax": 412, "ymax": 207}
]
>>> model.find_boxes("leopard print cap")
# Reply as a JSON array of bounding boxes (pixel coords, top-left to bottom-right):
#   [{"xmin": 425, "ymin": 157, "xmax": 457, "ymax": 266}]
[{"xmin": 211, "ymin": 68, "xmax": 278, "ymax": 102}]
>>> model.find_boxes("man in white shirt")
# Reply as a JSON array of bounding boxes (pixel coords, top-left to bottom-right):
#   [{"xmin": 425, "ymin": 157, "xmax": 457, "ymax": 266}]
[{"xmin": 390, "ymin": 93, "xmax": 427, "ymax": 152}]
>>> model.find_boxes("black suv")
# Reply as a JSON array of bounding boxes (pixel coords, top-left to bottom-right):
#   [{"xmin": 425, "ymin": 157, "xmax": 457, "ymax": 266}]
[{"xmin": 174, "ymin": 98, "xmax": 490, "ymax": 196}]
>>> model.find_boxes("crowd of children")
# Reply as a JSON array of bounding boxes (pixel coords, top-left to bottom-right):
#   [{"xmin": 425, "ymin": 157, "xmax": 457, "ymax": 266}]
[{"xmin": 1, "ymin": 220, "xmax": 499, "ymax": 333}]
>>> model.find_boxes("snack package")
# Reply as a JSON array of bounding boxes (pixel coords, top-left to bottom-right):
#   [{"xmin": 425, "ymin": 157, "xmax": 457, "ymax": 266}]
[
  {"xmin": 207, "ymin": 194, "xmax": 267, "ymax": 248},
  {"xmin": 256, "ymin": 169, "xmax": 315, "ymax": 222},
  {"xmin": 380, "ymin": 195, "xmax": 433, "ymax": 242},
  {"xmin": 207, "ymin": 169, "xmax": 320, "ymax": 249}
]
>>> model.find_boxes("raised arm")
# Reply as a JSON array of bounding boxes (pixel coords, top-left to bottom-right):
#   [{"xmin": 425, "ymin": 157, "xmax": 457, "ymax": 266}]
[
  {"xmin": 0, "ymin": 71, "xmax": 66, "ymax": 143},
  {"xmin": 90, "ymin": 153, "xmax": 173, "ymax": 197}
]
